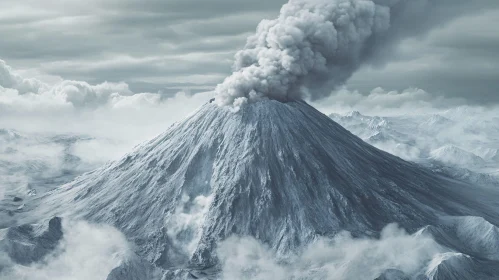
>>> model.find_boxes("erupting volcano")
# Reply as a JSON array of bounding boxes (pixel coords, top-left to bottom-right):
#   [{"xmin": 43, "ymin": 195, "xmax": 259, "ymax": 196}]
[{"xmin": 2, "ymin": 100, "xmax": 497, "ymax": 279}]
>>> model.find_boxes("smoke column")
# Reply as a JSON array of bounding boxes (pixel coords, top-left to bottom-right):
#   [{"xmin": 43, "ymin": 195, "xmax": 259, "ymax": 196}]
[{"xmin": 213, "ymin": 0, "xmax": 468, "ymax": 109}]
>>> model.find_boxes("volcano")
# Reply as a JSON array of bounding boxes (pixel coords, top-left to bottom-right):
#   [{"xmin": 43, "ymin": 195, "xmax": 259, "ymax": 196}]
[{"xmin": 6, "ymin": 100, "xmax": 499, "ymax": 279}]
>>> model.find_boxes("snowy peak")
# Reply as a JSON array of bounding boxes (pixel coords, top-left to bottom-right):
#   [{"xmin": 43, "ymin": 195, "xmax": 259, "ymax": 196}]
[
  {"xmin": 420, "ymin": 114, "xmax": 453, "ymax": 128},
  {"xmin": 421, "ymin": 216, "xmax": 499, "ymax": 280},
  {"xmin": 331, "ymin": 111, "xmax": 388, "ymax": 129},
  {"xmin": 430, "ymin": 145, "xmax": 485, "ymax": 168},
  {"xmin": 345, "ymin": 110, "xmax": 363, "ymax": 118}
]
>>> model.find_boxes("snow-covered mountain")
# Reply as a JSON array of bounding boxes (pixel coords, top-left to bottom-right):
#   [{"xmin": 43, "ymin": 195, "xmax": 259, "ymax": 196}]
[
  {"xmin": 429, "ymin": 145, "xmax": 485, "ymax": 168},
  {"xmin": 330, "ymin": 110, "xmax": 499, "ymax": 177},
  {"xmin": 3, "ymin": 100, "xmax": 499, "ymax": 279}
]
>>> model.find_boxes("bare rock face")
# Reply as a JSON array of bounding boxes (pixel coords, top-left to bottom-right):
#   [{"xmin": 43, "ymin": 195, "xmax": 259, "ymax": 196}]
[{"xmin": 2, "ymin": 217, "xmax": 63, "ymax": 265}]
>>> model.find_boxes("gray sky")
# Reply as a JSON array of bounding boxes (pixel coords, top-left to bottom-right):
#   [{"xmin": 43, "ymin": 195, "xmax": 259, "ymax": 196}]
[{"xmin": 1, "ymin": 0, "xmax": 498, "ymax": 103}]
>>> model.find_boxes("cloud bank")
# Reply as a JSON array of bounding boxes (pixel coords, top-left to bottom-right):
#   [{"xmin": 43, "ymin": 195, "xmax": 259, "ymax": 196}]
[
  {"xmin": 0, "ymin": 59, "xmax": 213, "ymax": 136},
  {"xmin": 218, "ymin": 224, "xmax": 445, "ymax": 280},
  {"xmin": 0, "ymin": 60, "xmax": 45, "ymax": 94}
]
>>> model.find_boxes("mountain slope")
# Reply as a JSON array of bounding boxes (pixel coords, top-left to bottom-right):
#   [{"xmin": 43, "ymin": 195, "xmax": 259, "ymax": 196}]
[{"xmin": 20, "ymin": 100, "xmax": 499, "ymax": 277}]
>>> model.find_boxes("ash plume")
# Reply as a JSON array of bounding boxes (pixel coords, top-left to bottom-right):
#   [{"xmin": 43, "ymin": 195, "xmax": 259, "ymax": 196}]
[{"xmin": 213, "ymin": 0, "xmax": 476, "ymax": 108}]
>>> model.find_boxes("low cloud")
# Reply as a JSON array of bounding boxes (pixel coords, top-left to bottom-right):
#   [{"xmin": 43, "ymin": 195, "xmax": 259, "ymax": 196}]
[
  {"xmin": 0, "ymin": 220, "xmax": 129, "ymax": 280},
  {"xmin": 48, "ymin": 80, "xmax": 133, "ymax": 109},
  {"xmin": 218, "ymin": 224, "xmax": 446, "ymax": 280},
  {"xmin": 0, "ymin": 59, "xmax": 214, "ymax": 136}
]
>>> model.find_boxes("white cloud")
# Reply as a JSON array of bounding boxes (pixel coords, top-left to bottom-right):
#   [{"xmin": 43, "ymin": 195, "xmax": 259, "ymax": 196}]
[
  {"xmin": 0, "ymin": 220, "xmax": 130, "ymax": 280},
  {"xmin": 0, "ymin": 60, "xmax": 214, "ymax": 137},
  {"xmin": 0, "ymin": 60, "xmax": 45, "ymax": 94},
  {"xmin": 48, "ymin": 80, "xmax": 133, "ymax": 108},
  {"xmin": 166, "ymin": 193, "xmax": 213, "ymax": 256},
  {"xmin": 218, "ymin": 224, "xmax": 446, "ymax": 280}
]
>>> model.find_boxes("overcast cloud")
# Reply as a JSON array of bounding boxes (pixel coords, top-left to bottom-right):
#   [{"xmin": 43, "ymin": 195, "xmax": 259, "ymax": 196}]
[
  {"xmin": 0, "ymin": 0, "xmax": 498, "ymax": 103},
  {"xmin": 349, "ymin": 7, "xmax": 499, "ymax": 104}
]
